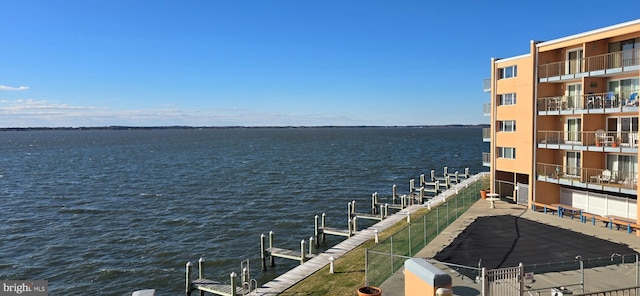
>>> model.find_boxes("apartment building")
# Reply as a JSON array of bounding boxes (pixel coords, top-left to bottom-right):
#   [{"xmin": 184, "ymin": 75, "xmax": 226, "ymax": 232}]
[{"xmin": 486, "ymin": 20, "xmax": 640, "ymax": 226}]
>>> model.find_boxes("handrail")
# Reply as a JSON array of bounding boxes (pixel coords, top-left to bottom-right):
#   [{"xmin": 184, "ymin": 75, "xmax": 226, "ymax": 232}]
[{"xmin": 538, "ymin": 48, "xmax": 640, "ymax": 79}]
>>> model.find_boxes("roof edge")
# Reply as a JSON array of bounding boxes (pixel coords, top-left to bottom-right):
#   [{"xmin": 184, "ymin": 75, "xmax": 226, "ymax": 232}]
[{"xmin": 536, "ymin": 19, "xmax": 640, "ymax": 48}]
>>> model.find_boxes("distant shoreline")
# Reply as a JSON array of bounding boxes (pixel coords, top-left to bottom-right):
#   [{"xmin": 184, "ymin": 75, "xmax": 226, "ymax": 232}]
[{"xmin": 0, "ymin": 124, "xmax": 489, "ymax": 131}]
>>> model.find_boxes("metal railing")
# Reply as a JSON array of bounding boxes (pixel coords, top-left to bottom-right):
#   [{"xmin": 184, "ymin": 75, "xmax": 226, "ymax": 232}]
[
  {"xmin": 483, "ymin": 78, "xmax": 491, "ymax": 92},
  {"xmin": 482, "ymin": 128, "xmax": 491, "ymax": 141},
  {"xmin": 537, "ymin": 130, "xmax": 638, "ymax": 148},
  {"xmin": 483, "ymin": 102, "xmax": 491, "ymax": 116},
  {"xmin": 537, "ymin": 91, "xmax": 638, "ymax": 113},
  {"xmin": 536, "ymin": 162, "xmax": 637, "ymax": 190},
  {"xmin": 482, "ymin": 152, "xmax": 491, "ymax": 167},
  {"xmin": 538, "ymin": 49, "xmax": 640, "ymax": 79}
]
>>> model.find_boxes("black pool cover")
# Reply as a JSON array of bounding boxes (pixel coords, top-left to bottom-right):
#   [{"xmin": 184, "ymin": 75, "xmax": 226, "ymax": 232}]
[{"xmin": 433, "ymin": 215, "xmax": 637, "ymax": 269}]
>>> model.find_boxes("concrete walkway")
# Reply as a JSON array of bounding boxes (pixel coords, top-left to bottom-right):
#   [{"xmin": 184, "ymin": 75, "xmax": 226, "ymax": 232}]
[{"xmin": 380, "ymin": 198, "xmax": 640, "ymax": 296}]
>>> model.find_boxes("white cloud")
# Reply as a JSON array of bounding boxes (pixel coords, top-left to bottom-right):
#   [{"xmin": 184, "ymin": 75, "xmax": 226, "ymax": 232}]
[
  {"xmin": 0, "ymin": 99, "xmax": 382, "ymax": 128},
  {"xmin": 0, "ymin": 85, "xmax": 30, "ymax": 91}
]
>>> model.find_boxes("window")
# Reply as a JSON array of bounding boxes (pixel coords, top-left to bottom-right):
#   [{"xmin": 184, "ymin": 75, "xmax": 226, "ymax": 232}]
[
  {"xmin": 565, "ymin": 152, "xmax": 581, "ymax": 176},
  {"xmin": 497, "ymin": 147, "xmax": 516, "ymax": 159},
  {"xmin": 606, "ymin": 154, "xmax": 638, "ymax": 183},
  {"xmin": 499, "ymin": 120, "xmax": 516, "ymax": 132},
  {"xmin": 499, "ymin": 93, "xmax": 516, "ymax": 105},
  {"xmin": 498, "ymin": 65, "xmax": 517, "ymax": 79}
]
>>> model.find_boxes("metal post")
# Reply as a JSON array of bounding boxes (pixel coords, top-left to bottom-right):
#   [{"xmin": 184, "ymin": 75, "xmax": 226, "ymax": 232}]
[
  {"xmin": 185, "ymin": 261, "xmax": 192, "ymax": 296},
  {"xmin": 406, "ymin": 212, "xmax": 411, "ymax": 223},
  {"xmin": 230, "ymin": 272, "xmax": 237, "ymax": 296}
]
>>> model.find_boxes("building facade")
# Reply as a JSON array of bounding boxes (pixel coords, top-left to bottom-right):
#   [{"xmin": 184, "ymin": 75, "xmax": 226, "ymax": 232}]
[{"xmin": 486, "ymin": 20, "xmax": 640, "ymax": 226}]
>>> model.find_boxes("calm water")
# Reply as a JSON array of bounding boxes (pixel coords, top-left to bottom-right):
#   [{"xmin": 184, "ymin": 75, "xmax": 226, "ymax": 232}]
[{"xmin": 0, "ymin": 127, "xmax": 488, "ymax": 295}]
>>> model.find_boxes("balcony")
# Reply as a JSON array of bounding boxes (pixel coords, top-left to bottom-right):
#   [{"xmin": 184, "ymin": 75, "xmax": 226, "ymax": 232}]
[
  {"xmin": 482, "ymin": 128, "xmax": 490, "ymax": 142},
  {"xmin": 537, "ymin": 91, "xmax": 638, "ymax": 115},
  {"xmin": 537, "ymin": 130, "xmax": 638, "ymax": 152},
  {"xmin": 537, "ymin": 162, "xmax": 636, "ymax": 195},
  {"xmin": 482, "ymin": 152, "xmax": 490, "ymax": 167},
  {"xmin": 538, "ymin": 48, "xmax": 640, "ymax": 82},
  {"xmin": 483, "ymin": 78, "xmax": 491, "ymax": 93},
  {"xmin": 483, "ymin": 102, "xmax": 491, "ymax": 117}
]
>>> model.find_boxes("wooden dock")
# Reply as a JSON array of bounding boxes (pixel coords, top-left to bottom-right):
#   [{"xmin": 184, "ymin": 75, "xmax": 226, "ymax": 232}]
[
  {"xmin": 252, "ymin": 172, "xmax": 486, "ymax": 296},
  {"xmin": 185, "ymin": 258, "xmax": 256, "ymax": 296}
]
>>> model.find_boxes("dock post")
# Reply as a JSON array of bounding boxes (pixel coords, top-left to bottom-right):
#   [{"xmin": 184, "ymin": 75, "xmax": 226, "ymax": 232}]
[
  {"xmin": 197, "ymin": 258, "xmax": 205, "ymax": 296},
  {"xmin": 314, "ymin": 215, "xmax": 319, "ymax": 247},
  {"xmin": 430, "ymin": 169, "xmax": 435, "ymax": 181},
  {"xmin": 348, "ymin": 218, "xmax": 353, "ymax": 237},
  {"xmin": 269, "ymin": 231, "xmax": 275, "ymax": 267},
  {"xmin": 371, "ymin": 193, "xmax": 376, "ymax": 214},
  {"xmin": 465, "ymin": 167, "xmax": 470, "ymax": 178},
  {"xmin": 260, "ymin": 234, "xmax": 266, "ymax": 270},
  {"xmin": 353, "ymin": 216, "xmax": 358, "ymax": 232},
  {"xmin": 230, "ymin": 272, "xmax": 237, "ymax": 296},
  {"xmin": 347, "ymin": 202, "xmax": 352, "ymax": 222},
  {"xmin": 198, "ymin": 257, "xmax": 204, "ymax": 279},
  {"xmin": 410, "ymin": 179, "xmax": 415, "ymax": 194},
  {"xmin": 419, "ymin": 187, "xmax": 425, "ymax": 204},
  {"xmin": 321, "ymin": 213, "xmax": 327, "ymax": 242},
  {"xmin": 374, "ymin": 229, "xmax": 379, "ymax": 243},
  {"xmin": 351, "ymin": 200, "xmax": 356, "ymax": 215},
  {"xmin": 309, "ymin": 236, "xmax": 315, "ymax": 254},
  {"xmin": 392, "ymin": 185, "xmax": 397, "ymax": 205},
  {"xmin": 455, "ymin": 171, "xmax": 459, "ymax": 184},
  {"xmin": 444, "ymin": 166, "xmax": 448, "ymax": 177},
  {"xmin": 420, "ymin": 174, "xmax": 425, "ymax": 186},
  {"xmin": 384, "ymin": 203, "xmax": 389, "ymax": 218},
  {"xmin": 379, "ymin": 204, "xmax": 384, "ymax": 220},
  {"xmin": 185, "ymin": 261, "xmax": 192, "ymax": 296},
  {"xmin": 300, "ymin": 240, "xmax": 306, "ymax": 264},
  {"xmin": 407, "ymin": 212, "xmax": 411, "ymax": 223}
]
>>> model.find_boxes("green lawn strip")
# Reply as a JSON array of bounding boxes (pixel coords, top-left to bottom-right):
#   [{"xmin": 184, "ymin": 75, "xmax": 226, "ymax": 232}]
[{"xmin": 280, "ymin": 209, "xmax": 428, "ymax": 295}]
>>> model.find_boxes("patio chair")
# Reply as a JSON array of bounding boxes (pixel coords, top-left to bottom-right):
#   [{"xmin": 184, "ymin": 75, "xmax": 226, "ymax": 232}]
[
  {"xmin": 626, "ymin": 92, "xmax": 638, "ymax": 107},
  {"xmin": 604, "ymin": 91, "xmax": 615, "ymax": 108},
  {"xmin": 595, "ymin": 129, "xmax": 610, "ymax": 146},
  {"xmin": 598, "ymin": 169, "xmax": 611, "ymax": 183}
]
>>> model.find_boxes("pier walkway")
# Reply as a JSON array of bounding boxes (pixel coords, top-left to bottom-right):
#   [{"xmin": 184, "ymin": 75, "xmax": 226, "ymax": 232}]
[{"xmin": 253, "ymin": 174, "xmax": 485, "ymax": 295}]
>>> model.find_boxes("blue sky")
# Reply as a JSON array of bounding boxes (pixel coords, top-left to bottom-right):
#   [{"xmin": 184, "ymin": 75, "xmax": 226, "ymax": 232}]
[{"xmin": 1, "ymin": 1, "xmax": 638, "ymax": 127}]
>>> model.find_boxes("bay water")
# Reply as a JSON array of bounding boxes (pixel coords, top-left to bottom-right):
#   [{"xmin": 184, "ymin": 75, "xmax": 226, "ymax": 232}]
[{"xmin": 0, "ymin": 127, "xmax": 488, "ymax": 295}]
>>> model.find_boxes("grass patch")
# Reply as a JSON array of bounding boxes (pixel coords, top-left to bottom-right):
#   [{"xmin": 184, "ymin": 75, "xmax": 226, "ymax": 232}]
[{"xmin": 279, "ymin": 209, "xmax": 428, "ymax": 296}]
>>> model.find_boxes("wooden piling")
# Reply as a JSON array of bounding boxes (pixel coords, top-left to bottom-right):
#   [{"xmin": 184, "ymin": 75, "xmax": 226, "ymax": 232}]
[
  {"xmin": 420, "ymin": 174, "xmax": 425, "ymax": 186},
  {"xmin": 300, "ymin": 240, "xmax": 306, "ymax": 264},
  {"xmin": 321, "ymin": 213, "xmax": 326, "ymax": 242},
  {"xmin": 269, "ymin": 231, "xmax": 275, "ymax": 267},
  {"xmin": 260, "ymin": 234, "xmax": 266, "ymax": 270},
  {"xmin": 230, "ymin": 272, "xmax": 237, "ymax": 296},
  {"xmin": 185, "ymin": 261, "xmax": 192, "ymax": 296}
]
